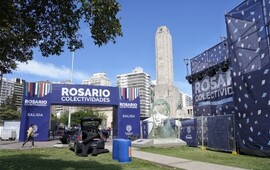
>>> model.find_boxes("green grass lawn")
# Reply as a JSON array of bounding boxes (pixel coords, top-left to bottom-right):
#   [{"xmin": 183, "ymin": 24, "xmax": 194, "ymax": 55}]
[
  {"xmin": 141, "ymin": 146, "xmax": 270, "ymax": 170},
  {"xmin": 2, "ymin": 146, "xmax": 269, "ymax": 170},
  {"xmin": 0, "ymin": 148, "xmax": 177, "ymax": 170}
]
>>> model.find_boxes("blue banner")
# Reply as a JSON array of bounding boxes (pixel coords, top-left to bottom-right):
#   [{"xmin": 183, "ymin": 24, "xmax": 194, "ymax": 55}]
[
  {"xmin": 189, "ymin": 39, "xmax": 235, "ymax": 117},
  {"xmin": 19, "ymin": 82, "xmax": 52, "ymax": 141},
  {"xmin": 207, "ymin": 116, "xmax": 234, "ymax": 151},
  {"xmin": 192, "ymin": 67, "xmax": 234, "ymax": 116},
  {"xmin": 51, "ymin": 84, "xmax": 119, "ymax": 106},
  {"xmin": 181, "ymin": 119, "xmax": 197, "ymax": 147},
  {"xmin": 117, "ymin": 88, "xmax": 141, "ymax": 139}
]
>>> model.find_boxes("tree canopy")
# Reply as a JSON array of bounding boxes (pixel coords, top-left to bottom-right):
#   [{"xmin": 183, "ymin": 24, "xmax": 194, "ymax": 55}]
[
  {"xmin": 0, "ymin": 0, "xmax": 123, "ymax": 73},
  {"xmin": 0, "ymin": 95, "xmax": 20, "ymax": 120},
  {"xmin": 58, "ymin": 109, "xmax": 107, "ymax": 128}
]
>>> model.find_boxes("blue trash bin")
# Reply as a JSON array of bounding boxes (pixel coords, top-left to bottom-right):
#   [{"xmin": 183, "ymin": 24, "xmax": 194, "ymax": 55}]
[
  {"xmin": 118, "ymin": 139, "xmax": 132, "ymax": 163},
  {"xmin": 112, "ymin": 139, "xmax": 122, "ymax": 160}
]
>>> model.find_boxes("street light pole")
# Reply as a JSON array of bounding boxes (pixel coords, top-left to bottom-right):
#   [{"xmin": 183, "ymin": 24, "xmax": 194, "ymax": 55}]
[
  {"xmin": 0, "ymin": 71, "xmax": 3, "ymax": 105},
  {"xmin": 68, "ymin": 48, "xmax": 75, "ymax": 128},
  {"xmin": 184, "ymin": 59, "xmax": 190, "ymax": 76},
  {"xmin": 70, "ymin": 49, "xmax": 75, "ymax": 83}
]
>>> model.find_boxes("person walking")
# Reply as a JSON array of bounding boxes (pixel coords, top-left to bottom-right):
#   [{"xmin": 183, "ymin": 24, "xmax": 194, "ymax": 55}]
[{"xmin": 21, "ymin": 124, "xmax": 35, "ymax": 147}]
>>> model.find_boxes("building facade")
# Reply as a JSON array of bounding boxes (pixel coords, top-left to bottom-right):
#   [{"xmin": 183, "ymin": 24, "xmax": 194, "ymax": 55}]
[
  {"xmin": 0, "ymin": 78, "xmax": 14, "ymax": 105},
  {"xmin": 0, "ymin": 77, "xmax": 24, "ymax": 110},
  {"xmin": 181, "ymin": 92, "xmax": 192, "ymax": 107},
  {"xmin": 117, "ymin": 67, "xmax": 151, "ymax": 117},
  {"xmin": 12, "ymin": 78, "xmax": 25, "ymax": 110},
  {"xmin": 82, "ymin": 73, "xmax": 111, "ymax": 86},
  {"xmin": 176, "ymin": 92, "xmax": 193, "ymax": 119}
]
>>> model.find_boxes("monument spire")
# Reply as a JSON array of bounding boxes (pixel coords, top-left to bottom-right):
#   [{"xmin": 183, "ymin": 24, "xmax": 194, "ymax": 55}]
[
  {"xmin": 155, "ymin": 26, "xmax": 174, "ymax": 86},
  {"xmin": 154, "ymin": 26, "xmax": 181, "ymax": 118}
]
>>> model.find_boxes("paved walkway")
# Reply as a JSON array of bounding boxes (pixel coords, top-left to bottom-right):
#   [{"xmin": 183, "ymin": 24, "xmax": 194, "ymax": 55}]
[
  {"xmin": 0, "ymin": 139, "xmax": 63, "ymax": 150},
  {"xmin": 0, "ymin": 139, "xmax": 248, "ymax": 170},
  {"xmin": 105, "ymin": 145, "xmax": 247, "ymax": 170}
]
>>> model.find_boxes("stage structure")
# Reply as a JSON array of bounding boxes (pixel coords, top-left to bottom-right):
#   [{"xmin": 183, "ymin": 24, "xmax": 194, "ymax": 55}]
[
  {"xmin": 225, "ymin": 0, "xmax": 270, "ymax": 157},
  {"xmin": 186, "ymin": 0, "xmax": 270, "ymax": 157},
  {"xmin": 188, "ymin": 40, "xmax": 234, "ymax": 117},
  {"xmin": 186, "ymin": 39, "xmax": 236, "ymax": 152},
  {"xmin": 19, "ymin": 82, "xmax": 140, "ymax": 141}
]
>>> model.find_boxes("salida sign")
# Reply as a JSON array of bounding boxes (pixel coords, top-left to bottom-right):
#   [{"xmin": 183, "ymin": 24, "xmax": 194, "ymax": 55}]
[{"xmin": 19, "ymin": 83, "xmax": 140, "ymax": 141}]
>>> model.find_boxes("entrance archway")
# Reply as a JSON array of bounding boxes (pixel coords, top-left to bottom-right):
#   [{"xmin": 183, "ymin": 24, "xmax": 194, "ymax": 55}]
[{"xmin": 19, "ymin": 82, "xmax": 140, "ymax": 141}]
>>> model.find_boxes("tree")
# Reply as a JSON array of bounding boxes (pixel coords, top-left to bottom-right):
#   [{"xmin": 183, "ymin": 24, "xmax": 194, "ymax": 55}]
[
  {"xmin": 58, "ymin": 108, "xmax": 107, "ymax": 127},
  {"xmin": 2, "ymin": 94, "xmax": 17, "ymax": 110},
  {"xmin": 0, "ymin": 0, "xmax": 123, "ymax": 73},
  {"xmin": 0, "ymin": 96, "xmax": 20, "ymax": 120},
  {"xmin": 0, "ymin": 107, "xmax": 20, "ymax": 120}
]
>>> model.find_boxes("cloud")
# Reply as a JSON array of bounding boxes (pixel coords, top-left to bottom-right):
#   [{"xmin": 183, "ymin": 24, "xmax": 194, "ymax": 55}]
[
  {"xmin": 16, "ymin": 60, "xmax": 88, "ymax": 82},
  {"xmin": 14, "ymin": 60, "xmax": 193, "ymax": 97}
]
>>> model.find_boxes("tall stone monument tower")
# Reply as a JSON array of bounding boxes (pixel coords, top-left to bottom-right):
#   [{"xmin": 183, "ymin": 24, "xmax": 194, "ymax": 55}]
[
  {"xmin": 154, "ymin": 26, "xmax": 181, "ymax": 118},
  {"xmin": 156, "ymin": 26, "xmax": 174, "ymax": 86}
]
